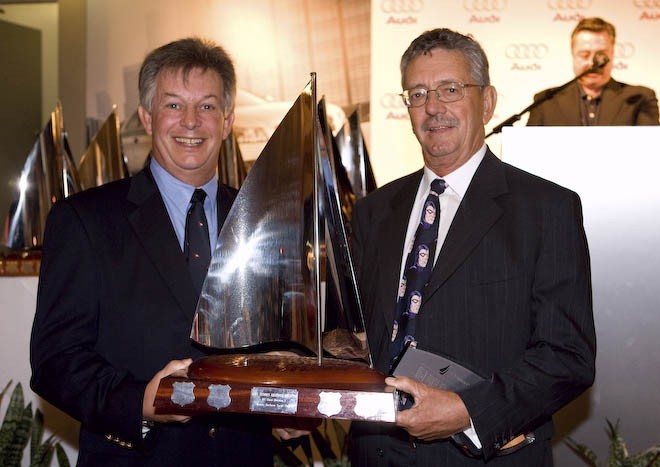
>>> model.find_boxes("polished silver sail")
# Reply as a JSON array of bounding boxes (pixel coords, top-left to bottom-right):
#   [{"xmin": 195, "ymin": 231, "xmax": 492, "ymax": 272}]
[
  {"xmin": 191, "ymin": 77, "xmax": 370, "ymax": 365},
  {"xmin": 77, "ymin": 107, "xmax": 128, "ymax": 190},
  {"xmin": 4, "ymin": 103, "xmax": 79, "ymax": 250},
  {"xmin": 218, "ymin": 130, "xmax": 248, "ymax": 190},
  {"xmin": 335, "ymin": 107, "xmax": 377, "ymax": 199}
]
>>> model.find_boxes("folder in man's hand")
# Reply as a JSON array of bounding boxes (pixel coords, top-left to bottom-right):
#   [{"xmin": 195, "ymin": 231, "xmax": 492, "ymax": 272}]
[
  {"xmin": 391, "ymin": 343, "xmax": 535, "ymax": 458},
  {"xmin": 391, "ymin": 345, "xmax": 485, "ymax": 392}
]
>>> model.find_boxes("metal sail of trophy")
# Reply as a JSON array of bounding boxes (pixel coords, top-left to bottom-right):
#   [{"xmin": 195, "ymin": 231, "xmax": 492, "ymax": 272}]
[
  {"xmin": 319, "ymin": 99, "xmax": 358, "ymax": 241},
  {"xmin": 335, "ymin": 107, "xmax": 377, "ymax": 199},
  {"xmin": 155, "ymin": 76, "xmax": 396, "ymax": 422},
  {"xmin": 190, "ymin": 77, "xmax": 370, "ymax": 360},
  {"xmin": 4, "ymin": 102, "xmax": 80, "ymax": 250},
  {"xmin": 77, "ymin": 106, "xmax": 128, "ymax": 190},
  {"xmin": 218, "ymin": 130, "xmax": 248, "ymax": 190}
]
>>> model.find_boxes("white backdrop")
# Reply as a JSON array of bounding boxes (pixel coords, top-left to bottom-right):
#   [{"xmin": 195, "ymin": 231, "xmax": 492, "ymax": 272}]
[
  {"xmin": 370, "ymin": 0, "xmax": 660, "ymax": 185},
  {"xmin": 501, "ymin": 126, "xmax": 660, "ymax": 466}
]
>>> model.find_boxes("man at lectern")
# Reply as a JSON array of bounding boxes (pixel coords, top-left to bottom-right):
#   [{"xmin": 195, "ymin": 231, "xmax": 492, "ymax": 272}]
[
  {"xmin": 350, "ymin": 28, "xmax": 596, "ymax": 466},
  {"xmin": 527, "ymin": 17, "xmax": 659, "ymax": 126},
  {"xmin": 30, "ymin": 38, "xmax": 272, "ymax": 466}
]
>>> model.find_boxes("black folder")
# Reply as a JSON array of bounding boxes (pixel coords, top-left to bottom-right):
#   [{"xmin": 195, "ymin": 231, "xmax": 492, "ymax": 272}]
[{"xmin": 392, "ymin": 346, "xmax": 484, "ymax": 391}]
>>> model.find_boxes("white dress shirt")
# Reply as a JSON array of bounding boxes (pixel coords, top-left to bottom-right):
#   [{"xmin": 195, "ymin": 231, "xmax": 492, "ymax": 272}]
[
  {"xmin": 397, "ymin": 144, "xmax": 488, "ymax": 448},
  {"xmin": 399, "ymin": 144, "xmax": 486, "ymax": 282}
]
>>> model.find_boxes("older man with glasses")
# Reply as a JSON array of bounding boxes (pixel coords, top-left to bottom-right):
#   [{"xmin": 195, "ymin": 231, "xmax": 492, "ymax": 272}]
[{"xmin": 349, "ymin": 27, "xmax": 596, "ymax": 466}]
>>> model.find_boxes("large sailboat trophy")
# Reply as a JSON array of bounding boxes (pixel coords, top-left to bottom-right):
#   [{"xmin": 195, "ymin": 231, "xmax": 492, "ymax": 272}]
[{"xmin": 155, "ymin": 76, "xmax": 395, "ymax": 422}]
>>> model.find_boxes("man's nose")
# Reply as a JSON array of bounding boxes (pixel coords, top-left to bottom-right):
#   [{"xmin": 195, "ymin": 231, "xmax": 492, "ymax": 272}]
[
  {"xmin": 181, "ymin": 107, "xmax": 200, "ymax": 129},
  {"xmin": 424, "ymin": 92, "xmax": 448, "ymax": 115}
]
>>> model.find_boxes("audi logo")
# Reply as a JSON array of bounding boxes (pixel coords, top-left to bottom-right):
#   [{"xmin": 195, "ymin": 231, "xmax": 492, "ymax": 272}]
[
  {"xmin": 381, "ymin": 0, "xmax": 424, "ymax": 14},
  {"xmin": 462, "ymin": 0, "xmax": 507, "ymax": 12},
  {"xmin": 505, "ymin": 43, "xmax": 549, "ymax": 60},
  {"xmin": 615, "ymin": 42, "xmax": 636, "ymax": 59},
  {"xmin": 546, "ymin": 0, "xmax": 593, "ymax": 9},
  {"xmin": 380, "ymin": 93, "xmax": 406, "ymax": 109},
  {"xmin": 634, "ymin": 0, "xmax": 660, "ymax": 7}
]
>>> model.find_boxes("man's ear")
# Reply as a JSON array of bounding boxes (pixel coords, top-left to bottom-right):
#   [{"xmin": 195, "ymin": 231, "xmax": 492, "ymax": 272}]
[
  {"xmin": 481, "ymin": 85, "xmax": 498, "ymax": 125},
  {"xmin": 138, "ymin": 105, "xmax": 153, "ymax": 136},
  {"xmin": 222, "ymin": 111, "xmax": 235, "ymax": 141}
]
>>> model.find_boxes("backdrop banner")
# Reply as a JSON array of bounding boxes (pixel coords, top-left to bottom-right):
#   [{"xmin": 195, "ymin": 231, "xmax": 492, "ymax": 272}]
[{"xmin": 370, "ymin": 0, "xmax": 660, "ymax": 184}]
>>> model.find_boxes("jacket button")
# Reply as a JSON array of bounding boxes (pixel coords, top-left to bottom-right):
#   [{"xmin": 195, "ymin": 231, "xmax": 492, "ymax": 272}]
[
  {"xmin": 208, "ymin": 427, "xmax": 217, "ymax": 438},
  {"xmin": 376, "ymin": 448, "xmax": 384, "ymax": 457}
]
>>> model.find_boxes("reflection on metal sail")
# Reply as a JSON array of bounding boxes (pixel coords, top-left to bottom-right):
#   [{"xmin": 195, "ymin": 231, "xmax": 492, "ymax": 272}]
[
  {"xmin": 319, "ymin": 99, "xmax": 356, "ymax": 234},
  {"xmin": 317, "ymin": 99, "xmax": 372, "ymax": 366},
  {"xmin": 336, "ymin": 107, "xmax": 377, "ymax": 199},
  {"xmin": 191, "ymin": 78, "xmax": 371, "ymax": 366},
  {"xmin": 77, "ymin": 107, "xmax": 128, "ymax": 190},
  {"xmin": 4, "ymin": 103, "xmax": 80, "ymax": 250},
  {"xmin": 191, "ymin": 80, "xmax": 317, "ymax": 352}
]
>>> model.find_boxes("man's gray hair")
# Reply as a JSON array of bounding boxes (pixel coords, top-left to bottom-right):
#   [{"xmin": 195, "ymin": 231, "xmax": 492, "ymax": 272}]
[
  {"xmin": 400, "ymin": 28, "xmax": 490, "ymax": 87},
  {"xmin": 139, "ymin": 37, "xmax": 236, "ymax": 113}
]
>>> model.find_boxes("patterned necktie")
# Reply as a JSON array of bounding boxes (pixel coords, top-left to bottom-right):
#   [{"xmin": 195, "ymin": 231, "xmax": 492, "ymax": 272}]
[
  {"xmin": 184, "ymin": 189, "xmax": 211, "ymax": 295},
  {"xmin": 390, "ymin": 178, "xmax": 446, "ymax": 366}
]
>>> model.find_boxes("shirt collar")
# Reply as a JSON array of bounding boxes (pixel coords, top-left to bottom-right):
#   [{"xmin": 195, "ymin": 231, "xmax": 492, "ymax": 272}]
[
  {"xmin": 149, "ymin": 157, "xmax": 218, "ymax": 205},
  {"xmin": 422, "ymin": 144, "xmax": 486, "ymax": 199},
  {"xmin": 578, "ymin": 80, "xmax": 611, "ymax": 101}
]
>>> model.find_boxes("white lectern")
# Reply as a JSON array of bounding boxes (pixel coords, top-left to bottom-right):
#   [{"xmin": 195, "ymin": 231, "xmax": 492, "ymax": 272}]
[{"xmin": 501, "ymin": 126, "xmax": 660, "ymax": 464}]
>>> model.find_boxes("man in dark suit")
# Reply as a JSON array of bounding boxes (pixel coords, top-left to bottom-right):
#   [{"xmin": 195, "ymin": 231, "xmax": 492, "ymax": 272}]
[
  {"xmin": 30, "ymin": 38, "xmax": 272, "ymax": 466},
  {"xmin": 528, "ymin": 17, "xmax": 659, "ymax": 126},
  {"xmin": 350, "ymin": 28, "xmax": 596, "ymax": 466}
]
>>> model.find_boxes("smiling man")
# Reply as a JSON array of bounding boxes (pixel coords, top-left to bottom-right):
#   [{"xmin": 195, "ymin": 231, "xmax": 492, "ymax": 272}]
[
  {"xmin": 350, "ymin": 28, "xmax": 596, "ymax": 466},
  {"xmin": 528, "ymin": 17, "xmax": 659, "ymax": 126},
  {"xmin": 30, "ymin": 38, "xmax": 272, "ymax": 466}
]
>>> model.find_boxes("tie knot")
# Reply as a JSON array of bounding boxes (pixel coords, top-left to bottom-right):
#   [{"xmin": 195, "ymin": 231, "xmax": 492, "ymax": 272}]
[
  {"xmin": 430, "ymin": 178, "xmax": 446, "ymax": 196},
  {"xmin": 191, "ymin": 188, "xmax": 207, "ymax": 205}
]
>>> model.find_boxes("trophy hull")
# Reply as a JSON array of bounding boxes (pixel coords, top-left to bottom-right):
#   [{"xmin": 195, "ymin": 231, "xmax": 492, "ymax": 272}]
[{"xmin": 155, "ymin": 354, "xmax": 396, "ymax": 422}]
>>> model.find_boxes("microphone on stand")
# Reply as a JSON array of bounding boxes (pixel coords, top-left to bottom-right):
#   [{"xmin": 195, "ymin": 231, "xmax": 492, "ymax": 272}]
[
  {"xmin": 486, "ymin": 50, "xmax": 611, "ymax": 137},
  {"xmin": 586, "ymin": 50, "xmax": 610, "ymax": 73}
]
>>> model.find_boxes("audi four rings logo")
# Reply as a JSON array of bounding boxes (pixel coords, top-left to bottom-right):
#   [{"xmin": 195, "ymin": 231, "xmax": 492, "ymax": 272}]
[
  {"xmin": 505, "ymin": 44, "xmax": 549, "ymax": 59},
  {"xmin": 381, "ymin": 0, "xmax": 424, "ymax": 13},
  {"xmin": 462, "ymin": 0, "xmax": 507, "ymax": 12},
  {"xmin": 634, "ymin": 0, "xmax": 660, "ymax": 7},
  {"xmin": 546, "ymin": 0, "xmax": 593, "ymax": 9},
  {"xmin": 615, "ymin": 42, "xmax": 636, "ymax": 59},
  {"xmin": 380, "ymin": 93, "xmax": 406, "ymax": 109}
]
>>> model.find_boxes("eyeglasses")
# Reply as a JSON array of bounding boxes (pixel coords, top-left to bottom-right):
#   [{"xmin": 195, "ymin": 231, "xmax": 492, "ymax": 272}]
[{"xmin": 400, "ymin": 81, "xmax": 484, "ymax": 108}]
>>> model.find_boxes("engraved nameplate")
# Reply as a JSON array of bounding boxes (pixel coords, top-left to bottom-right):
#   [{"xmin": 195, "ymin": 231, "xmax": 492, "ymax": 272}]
[{"xmin": 250, "ymin": 387, "xmax": 298, "ymax": 415}]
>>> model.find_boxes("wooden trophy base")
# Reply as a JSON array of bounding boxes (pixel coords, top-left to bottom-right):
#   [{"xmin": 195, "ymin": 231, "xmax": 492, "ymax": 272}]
[{"xmin": 155, "ymin": 354, "xmax": 396, "ymax": 422}]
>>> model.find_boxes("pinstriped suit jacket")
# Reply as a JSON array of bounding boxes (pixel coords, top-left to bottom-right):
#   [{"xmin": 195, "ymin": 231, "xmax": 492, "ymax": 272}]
[{"xmin": 350, "ymin": 149, "xmax": 596, "ymax": 465}]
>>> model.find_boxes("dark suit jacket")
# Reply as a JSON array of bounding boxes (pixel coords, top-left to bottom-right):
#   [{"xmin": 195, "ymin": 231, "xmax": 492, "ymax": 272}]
[
  {"xmin": 30, "ymin": 168, "xmax": 272, "ymax": 466},
  {"xmin": 349, "ymin": 149, "xmax": 596, "ymax": 466},
  {"xmin": 527, "ymin": 79, "xmax": 659, "ymax": 126}
]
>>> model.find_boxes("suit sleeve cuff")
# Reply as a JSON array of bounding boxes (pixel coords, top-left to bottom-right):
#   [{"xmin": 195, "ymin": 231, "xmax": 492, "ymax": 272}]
[{"xmin": 463, "ymin": 417, "xmax": 482, "ymax": 449}]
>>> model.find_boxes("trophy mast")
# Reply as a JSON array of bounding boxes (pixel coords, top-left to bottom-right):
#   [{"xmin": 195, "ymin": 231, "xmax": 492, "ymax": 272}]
[{"xmin": 311, "ymin": 72, "xmax": 323, "ymax": 365}]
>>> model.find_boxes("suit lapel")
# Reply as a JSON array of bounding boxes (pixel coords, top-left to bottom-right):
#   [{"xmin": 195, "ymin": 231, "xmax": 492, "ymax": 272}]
[
  {"xmin": 598, "ymin": 80, "xmax": 623, "ymax": 125},
  {"xmin": 556, "ymin": 83, "xmax": 583, "ymax": 125},
  {"xmin": 216, "ymin": 183, "xmax": 235, "ymax": 230},
  {"xmin": 424, "ymin": 151, "xmax": 507, "ymax": 301},
  {"xmin": 127, "ymin": 169, "xmax": 199, "ymax": 320}
]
